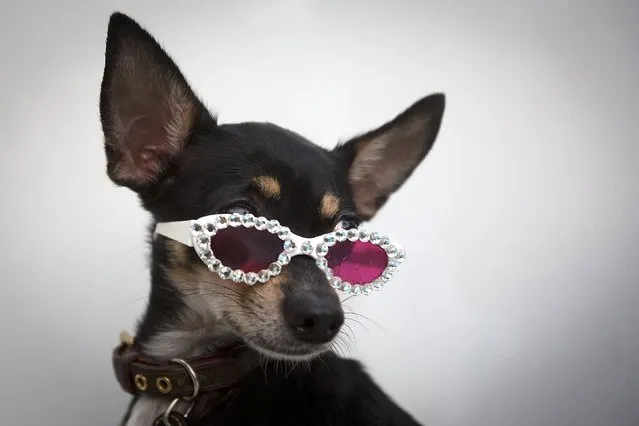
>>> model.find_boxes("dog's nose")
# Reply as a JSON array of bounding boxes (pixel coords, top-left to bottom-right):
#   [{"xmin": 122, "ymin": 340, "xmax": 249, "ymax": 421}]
[{"xmin": 283, "ymin": 292, "xmax": 344, "ymax": 344}]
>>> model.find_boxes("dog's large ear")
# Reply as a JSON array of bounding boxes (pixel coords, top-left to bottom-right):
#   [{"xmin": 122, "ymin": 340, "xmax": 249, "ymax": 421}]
[
  {"xmin": 99, "ymin": 12, "xmax": 207, "ymax": 190},
  {"xmin": 335, "ymin": 93, "xmax": 445, "ymax": 220}
]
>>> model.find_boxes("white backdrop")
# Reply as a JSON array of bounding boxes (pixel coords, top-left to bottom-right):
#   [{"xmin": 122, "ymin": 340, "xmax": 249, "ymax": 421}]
[{"xmin": 1, "ymin": 1, "xmax": 638, "ymax": 425}]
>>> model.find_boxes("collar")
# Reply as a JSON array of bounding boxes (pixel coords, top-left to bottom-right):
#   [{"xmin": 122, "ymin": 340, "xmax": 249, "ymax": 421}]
[{"xmin": 112, "ymin": 335, "xmax": 260, "ymax": 399}]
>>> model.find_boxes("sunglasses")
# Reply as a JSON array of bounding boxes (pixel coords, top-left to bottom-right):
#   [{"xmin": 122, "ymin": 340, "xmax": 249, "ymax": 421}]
[{"xmin": 154, "ymin": 213, "xmax": 406, "ymax": 296}]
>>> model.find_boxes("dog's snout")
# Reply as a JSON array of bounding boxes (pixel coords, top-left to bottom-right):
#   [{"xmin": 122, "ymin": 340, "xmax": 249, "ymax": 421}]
[
  {"xmin": 281, "ymin": 256, "xmax": 344, "ymax": 344},
  {"xmin": 283, "ymin": 292, "xmax": 344, "ymax": 344}
]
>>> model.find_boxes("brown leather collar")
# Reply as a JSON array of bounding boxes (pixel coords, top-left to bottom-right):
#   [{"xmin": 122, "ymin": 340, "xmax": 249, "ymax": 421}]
[{"xmin": 112, "ymin": 341, "xmax": 260, "ymax": 399}]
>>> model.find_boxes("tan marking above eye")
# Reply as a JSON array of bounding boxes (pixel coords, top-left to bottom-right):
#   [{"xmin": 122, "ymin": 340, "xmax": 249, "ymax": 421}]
[
  {"xmin": 252, "ymin": 176, "xmax": 281, "ymax": 199},
  {"xmin": 320, "ymin": 192, "xmax": 341, "ymax": 220}
]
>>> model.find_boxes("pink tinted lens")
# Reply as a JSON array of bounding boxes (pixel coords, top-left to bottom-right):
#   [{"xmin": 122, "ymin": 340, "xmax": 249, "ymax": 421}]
[
  {"xmin": 325, "ymin": 240, "xmax": 388, "ymax": 284},
  {"xmin": 210, "ymin": 227, "xmax": 283, "ymax": 272}
]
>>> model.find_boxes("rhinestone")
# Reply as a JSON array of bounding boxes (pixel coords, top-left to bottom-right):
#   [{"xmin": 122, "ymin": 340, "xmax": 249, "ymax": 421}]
[
  {"xmin": 258, "ymin": 270, "xmax": 270, "ymax": 283},
  {"xmin": 373, "ymin": 281, "xmax": 384, "ymax": 291},
  {"xmin": 208, "ymin": 259, "xmax": 221, "ymax": 271},
  {"xmin": 283, "ymin": 240, "xmax": 297, "ymax": 252},
  {"xmin": 191, "ymin": 223, "xmax": 202, "ymax": 233},
  {"xmin": 266, "ymin": 220, "xmax": 280, "ymax": 233},
  {"xmin": 215, "ymin": 216, "xmax": 228, "ymax": 228},
  {"xmin": 363, "ymin": 285, "xmax": 373, "ymax": 295},
  {"xmin": 241, "ymin": 214, "xmax": 256, "ymax": 227},
  {"xmin": 395, "ymin": 250, "xmax": 406, "ymax": 262},
  {"xmin": 301, "ymin": 241, "xmax": 313, "ymax": 255},
  {"xmin": 278, "ymin": 227, "xmax": 290, "ymax": 239},
  {"xmin": 341, "ymin": 282, "xmax": 352, "ymax": 294},
  {"xmin": 380, "ymin": 236, "xmax": 391, "ymax": 248},
  {"xmin": 330, "ymin": 277, "xmax": 342, "ymax": 289},
  {"xmin": 277, "ymin": 253, "xmax": 290, "ymax": 265},
  {"xmin": 255, "ymin": 217, "xmax": 268, "ymax": 230},
  {"xmin": 358, "ymin": 229, "xmax": 370, "ymax": 242},
  {"xmin": 382, "ymin": 271, "xmax": 393, "ymax": 282},
  {"xmin": 335, "ymin": 229, "xmax": 347, "ymax": 242},
  {"xmin": 352, "ymin": 285, "xmax": 362, "ymax": 296},
  {"xmin": 218, "ymin": 266, "xmax": 232, "ymax": 280},
  {"xmin": 205, "ymin": 223, "xmax": 216, "ymax": 234},
  {"xmin": 387, "ymin": 259, "xmax": 400, "ymax": 270},
  {"xmin": 386, "ymin": 245, "xmax": 398, "ymax": 257},
  {"xmin": 231, "ymin": 270, "xmax": 245, "ymax": 283},
  {"xmin": 316, "ymin": 257, "xmax": 328, "ymax": 269},
  {"xmin": 369, "ymin": 232, "xmax": 382, "ymax": 244},
  {"xmin": 323, "ymin": 233, "xmax": 336, "ymax": 246},
  {"xmin": 198, "ymin": 236, "xmax": 209, "ymax": 247},
  {"xmin": 201, "ymin": 250, "xmax": 212, "ymax": 259},
  {"xmin": 245, "ymin": 272, "xmax": 258, "ymax": 285},
  {"xmin": 316, "ymin": 243, "xmax": 328, "ymax": 257},
  {"xmin": 347, "ymin": 229, "xmax": 359, "ymax": 242},
  {"xmin": 229, "ymin": 213, "xmax": 242, "ymax": 227},
  {"xmin": 324, "ymin": 269, "xmax": 334, "ymax": 279},
  {"xmin": 268, "ymin": 263, "xmax": 282, "ymax": 275}
]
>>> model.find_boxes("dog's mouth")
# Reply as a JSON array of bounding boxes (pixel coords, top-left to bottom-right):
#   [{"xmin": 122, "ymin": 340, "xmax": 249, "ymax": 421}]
[
  {"xmin": 224, "ymin": 317, "xmax": 333, "ymax": 361},
  {"xmin": 244, "ymin": 336, "xmax": 332, "ymax": 361}
]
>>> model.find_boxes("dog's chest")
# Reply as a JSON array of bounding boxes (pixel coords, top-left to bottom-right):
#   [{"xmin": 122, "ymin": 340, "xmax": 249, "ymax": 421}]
[
  {"xmin": 125, "ymin": 397, "xmax": 174, "ymax": 426},
  {"xmin": 124, "ymin": 385, "xmax": 337, "ymax": 426}
]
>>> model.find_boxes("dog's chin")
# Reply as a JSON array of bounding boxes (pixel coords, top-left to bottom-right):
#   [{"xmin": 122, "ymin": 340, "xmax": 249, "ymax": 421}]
[
  {"xmin": 223, "ymin": 318, "xmax": 333, "ymax": 361},
  {"xmin": 245, "ymin": 340, "xmax": 331, "ymax": 361}
]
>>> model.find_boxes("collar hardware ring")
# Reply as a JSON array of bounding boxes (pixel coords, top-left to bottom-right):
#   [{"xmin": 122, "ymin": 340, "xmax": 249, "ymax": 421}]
[{"xmin": 162, "ymin": 357, "xmax": 200, "ymax": 426}]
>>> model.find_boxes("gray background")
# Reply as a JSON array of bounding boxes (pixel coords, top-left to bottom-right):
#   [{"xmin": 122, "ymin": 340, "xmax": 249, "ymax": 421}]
[{"xmin": 1, "ymin": 1, "xmax": 638, "ymax": 425}]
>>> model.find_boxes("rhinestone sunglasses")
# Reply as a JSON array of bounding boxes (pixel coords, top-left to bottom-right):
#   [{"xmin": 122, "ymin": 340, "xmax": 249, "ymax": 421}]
[{"xmin": 154, "ymin": 213, "xmax": 406, "ymax": 296}]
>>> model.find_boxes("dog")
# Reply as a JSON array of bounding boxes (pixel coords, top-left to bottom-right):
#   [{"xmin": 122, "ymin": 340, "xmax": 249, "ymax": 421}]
[{"xmin": 100, "ymin": 12, "xmax": 445, "ymax": 426}]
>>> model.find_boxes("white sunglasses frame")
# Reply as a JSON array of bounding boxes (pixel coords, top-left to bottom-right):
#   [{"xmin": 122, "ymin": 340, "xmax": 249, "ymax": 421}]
[{"xmin": 154, "ymin": 213, "xmax": 406, "ymax": 296}]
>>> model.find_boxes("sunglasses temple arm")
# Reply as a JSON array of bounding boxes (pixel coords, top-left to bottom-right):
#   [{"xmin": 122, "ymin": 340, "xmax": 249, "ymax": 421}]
[{"xmin": 154, "ymin": 220, "xmax": 194, "ymax": 247}]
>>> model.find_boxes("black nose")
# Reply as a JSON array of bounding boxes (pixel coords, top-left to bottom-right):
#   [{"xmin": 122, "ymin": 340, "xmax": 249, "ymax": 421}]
[{"xmin": 283, "ymin": 293, "xmax": 344, "ymax": 344}]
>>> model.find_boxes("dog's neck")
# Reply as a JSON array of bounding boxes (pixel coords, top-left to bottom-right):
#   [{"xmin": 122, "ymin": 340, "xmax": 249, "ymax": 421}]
[
  {"xmin": 136, "ymin": 297, "xmax": 239, "ymax": 360},
  {"xmin": 123, "ymin": 278, "xmax": 247, "ymax": 426}
]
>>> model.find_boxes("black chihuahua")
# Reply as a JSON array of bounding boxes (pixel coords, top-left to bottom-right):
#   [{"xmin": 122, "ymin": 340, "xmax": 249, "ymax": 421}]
[{"xmin": 102, "ymin": 12, "xmax": 445, "ymax": 426}]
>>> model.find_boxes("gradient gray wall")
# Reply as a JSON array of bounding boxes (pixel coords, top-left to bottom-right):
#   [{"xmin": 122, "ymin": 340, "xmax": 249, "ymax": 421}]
[{"xmin": 1, "ymin": 1, "xmax": 637, "ymax": 425}]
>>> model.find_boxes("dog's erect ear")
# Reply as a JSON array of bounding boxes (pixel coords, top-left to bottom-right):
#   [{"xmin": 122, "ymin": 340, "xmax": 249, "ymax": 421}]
[
  {"xmin": 335, "ymin": 93, "xmax": 445, "ymax": 219},
  {"xmin": 99, "ymin": 12, "xmax": 207, "ymax": 190}
]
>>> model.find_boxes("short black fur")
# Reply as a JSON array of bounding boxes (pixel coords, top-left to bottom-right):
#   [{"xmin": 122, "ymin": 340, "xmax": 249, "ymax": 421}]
[{"xmin": 194, "ymin": 354, "xmax": 422, "ymax": 426}]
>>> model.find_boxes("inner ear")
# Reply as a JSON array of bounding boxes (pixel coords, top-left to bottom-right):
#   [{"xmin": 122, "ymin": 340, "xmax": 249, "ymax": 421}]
[
  {"xmin": 335, "ymin": 93, "xmax": 445, "ymax": 219},
  {"xmin": 99, "ymin": 12, "xmax": 210, "ymax": 190}
]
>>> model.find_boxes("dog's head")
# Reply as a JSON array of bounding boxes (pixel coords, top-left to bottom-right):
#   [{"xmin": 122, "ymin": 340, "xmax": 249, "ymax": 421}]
[{"xmin": 99, "ymin": 13, "xmax": 445, "ymax": 360}]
